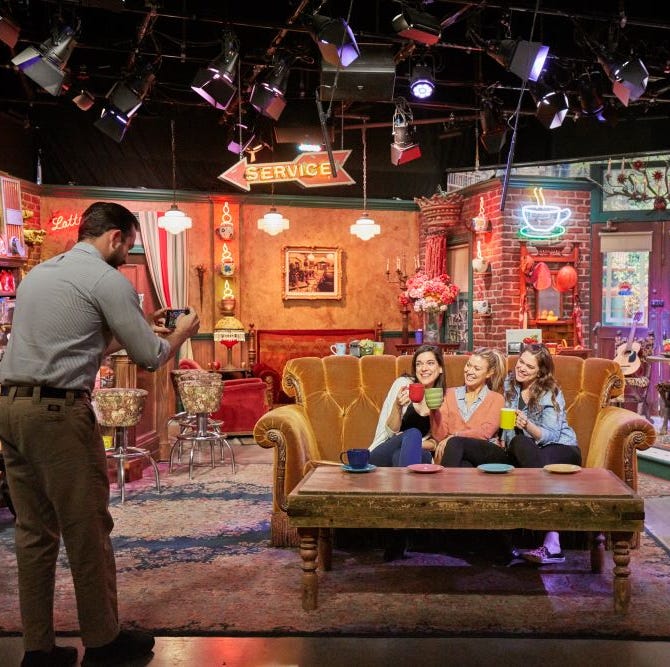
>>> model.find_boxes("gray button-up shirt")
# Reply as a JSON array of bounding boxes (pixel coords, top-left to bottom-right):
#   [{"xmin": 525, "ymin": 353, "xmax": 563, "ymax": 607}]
[{"xmin": 0, "ymin": 242, "xmax": 170, "ymax": 392}]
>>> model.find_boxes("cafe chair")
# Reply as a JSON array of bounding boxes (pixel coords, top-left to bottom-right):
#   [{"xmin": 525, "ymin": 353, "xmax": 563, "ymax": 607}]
[{"xmin": 93, "ymin": 388, "xmax": 161, "ymax": 503}]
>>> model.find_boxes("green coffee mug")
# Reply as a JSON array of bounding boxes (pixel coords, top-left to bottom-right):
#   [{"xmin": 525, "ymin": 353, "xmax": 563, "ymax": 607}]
[{"xmin": 424, "ymin": 387, "xmax": 444, "ymax": 409}]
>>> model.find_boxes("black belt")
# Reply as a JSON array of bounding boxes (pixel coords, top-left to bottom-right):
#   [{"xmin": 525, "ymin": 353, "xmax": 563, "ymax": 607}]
[{"xmin": 0, "ymin": 385, "xmax": 89, "ymax": 399}]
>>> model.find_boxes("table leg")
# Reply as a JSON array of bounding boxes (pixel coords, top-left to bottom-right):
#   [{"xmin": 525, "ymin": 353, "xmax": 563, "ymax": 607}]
[
  {"xmin": 298, "ymin": 527, "xmax": 319, "ymax": 611},
  {"xmin": 590, "ymin": 532, "xmax": 605, "ymax": 573},
  {"xmin": 612, "ymin": 534, "xmax": 632, "ymax": 613},
  {"xmin": 318, "ymin": 527, "xmax": 332, "ymax": 571}
]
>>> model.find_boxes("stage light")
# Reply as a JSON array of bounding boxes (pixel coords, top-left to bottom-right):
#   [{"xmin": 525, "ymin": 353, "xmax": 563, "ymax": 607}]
[
  {"xmin": 599, "ymin": 56, "xmax": 648, "ymax": 106},
  {"xmin": 11, "ymin": 25, "xmax": 77, "ymax": 96},
  {"xmin": 577, "ymin": 73, "xmax": 606, "ymax": 121},
  {"xmin": 391, "ymin": 98, "xmax": 421, "ymax": 166},
  {"xmin": 0, "ymin": 15, "xmax": 20, "ymax": 48},
  {"xmin": 227, "ymin": 122, "xmax": 257, "ymax": 155},
  {"xmin": 311, "ymin": 14, "xmax": 359, "ymax": 68},
  {"xmin": 409, "ymin": 63, "xmax": 434, "ymax": 99},
  {"xmin": 94, "ymin": 63, "xmax": 155, "ymax": 142},
  {"xmin": 479, "ymin": 99, "xmax": 508, "ymax": 154},
  {"xmin": 72, "ymin": 89, "xmax": 95, "ymax": 111},
  {"xmin": 250, "ymin": 58, "xmax": 290, "ymax": 121},
  {"xmin": 531, "ymin": 79, "xmax": 569, "ymax": 129},
  {"xmin": 392, "ymin": 7, "xmax": 441, "ymax": 46},
  {"xmin": 486, "ymin": 39, "xmax": 549, "ymax": 82},
  {"xmin": 191, "ymin": 31, "xmax": 239, "ymax": 110}
]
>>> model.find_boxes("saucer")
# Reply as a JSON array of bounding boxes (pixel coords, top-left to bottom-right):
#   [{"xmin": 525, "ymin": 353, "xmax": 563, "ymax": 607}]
[
  {"xmin": 544, "ymin": 463, "xmax": 582, "ymax": 474},
  {"xmin": 477, "ymin": 463, "xmax": 514, "ymax": 474},
  {"xmin": 407, "ymin": 463, "xmax": 444, "ymax": 474},
  {"xmin": 341, "ymin": 464, "xmax": 377, "ymax": 473}
]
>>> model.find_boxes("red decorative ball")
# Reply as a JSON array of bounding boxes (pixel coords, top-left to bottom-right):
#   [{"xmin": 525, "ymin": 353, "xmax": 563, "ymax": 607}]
[{"xmin": 555, "ymin": 265, "xmax": 578, "ymax": 292}]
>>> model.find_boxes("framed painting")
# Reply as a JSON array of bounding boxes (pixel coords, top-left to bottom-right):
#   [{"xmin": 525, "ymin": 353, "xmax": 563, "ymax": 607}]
[{"xmin": 283, "ymin": 246, "xmax": 342, "ymax": 300}]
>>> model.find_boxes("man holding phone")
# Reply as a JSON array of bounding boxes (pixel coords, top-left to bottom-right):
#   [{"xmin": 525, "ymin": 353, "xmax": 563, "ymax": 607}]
[{"xmin": 0, "ymin": 202, "xmax": 199, "ymax": 666}]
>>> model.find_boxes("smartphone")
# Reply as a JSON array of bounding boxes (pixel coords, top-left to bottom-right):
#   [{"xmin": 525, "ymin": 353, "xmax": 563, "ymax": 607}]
[{"xmin": 165, "ymin": 308, "xmax": 190, "ymax": 329}]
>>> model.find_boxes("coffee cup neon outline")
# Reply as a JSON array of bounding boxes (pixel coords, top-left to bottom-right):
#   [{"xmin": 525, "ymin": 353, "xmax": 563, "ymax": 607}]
[
  {"xmin": 330, "ymin": 342, "xmax": 347, "ymax": 355},
  {"xmin": 500, "ymin": 408, "xmax": 516, "ymax": 430},
  {"xmin": 408, "ymin": 383, "xmax": 424, "ymax": 402},
  {"xmin": 521, "ymin": 205, "xmax": 571, "ymax": 234},
  {"xmin": 339, "ymin": 448, "xmax": 370, "ymax": 468}
]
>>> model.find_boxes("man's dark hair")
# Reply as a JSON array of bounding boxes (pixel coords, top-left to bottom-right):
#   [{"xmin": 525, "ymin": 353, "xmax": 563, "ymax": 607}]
[{"xmin": 78, "ymin": 202, "xmax": 139, "ymax": 242}]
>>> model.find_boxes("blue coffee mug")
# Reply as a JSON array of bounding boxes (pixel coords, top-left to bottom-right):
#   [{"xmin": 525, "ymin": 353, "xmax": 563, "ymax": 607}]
[{"xmin": 339, "ymin": 448, "xmax": 370, "ymax": 469}]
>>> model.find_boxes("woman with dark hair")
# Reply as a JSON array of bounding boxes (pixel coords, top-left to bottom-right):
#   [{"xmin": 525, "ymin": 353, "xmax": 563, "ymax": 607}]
[
  {"xmin": 503, "ymin": 343, "xmax": 580, "ymax": 565},
  {"xmin": 369, "ymin": 344, "xmax": 445, "ymax": 468}
]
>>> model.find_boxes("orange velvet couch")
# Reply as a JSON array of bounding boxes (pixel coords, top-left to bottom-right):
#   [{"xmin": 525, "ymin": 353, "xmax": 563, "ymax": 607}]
[{"xmin": 253, "ymin": 354, "xmax": 656, "ymax": 546}]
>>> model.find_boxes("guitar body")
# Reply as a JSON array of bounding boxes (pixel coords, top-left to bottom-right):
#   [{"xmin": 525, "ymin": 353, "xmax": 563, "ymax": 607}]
[
  {"xmin": 613, "ymin": 340, "xmax": 642, "ymax": 375},
  {"xmin": 612, "ymin": 311, "xmax": 644, "ymax": 376}
]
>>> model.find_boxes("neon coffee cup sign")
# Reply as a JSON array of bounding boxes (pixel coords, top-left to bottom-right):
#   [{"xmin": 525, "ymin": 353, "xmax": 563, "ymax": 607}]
[{"xmin": 519, "ymin": 188, "xmax": 570, "ymax": 239}]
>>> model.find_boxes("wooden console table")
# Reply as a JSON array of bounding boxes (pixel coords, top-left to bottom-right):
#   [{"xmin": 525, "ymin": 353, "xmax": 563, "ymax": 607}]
[{"xmin": 287, "ymin": 466, "xmax": 644, "ymax": 613}]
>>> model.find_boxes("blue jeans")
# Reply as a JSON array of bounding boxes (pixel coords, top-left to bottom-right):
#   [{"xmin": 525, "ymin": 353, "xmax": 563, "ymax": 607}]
[{"xmin": 369, "ymin": 428, "xmax": 432, "ymax": 467}]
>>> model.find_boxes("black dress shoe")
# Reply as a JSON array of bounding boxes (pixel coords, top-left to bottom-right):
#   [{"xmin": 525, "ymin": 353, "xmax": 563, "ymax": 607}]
[
  {"xmin": 21, "ymin": 645, "xmax": 78, "ymax": 667},
  {"xmin": 82, "ymin": 629, "xmax": 155, "ymax": 666}
]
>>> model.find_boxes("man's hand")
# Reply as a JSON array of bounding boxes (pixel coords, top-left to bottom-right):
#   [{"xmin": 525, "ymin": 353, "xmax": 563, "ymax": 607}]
[{"xmin": 150, "ymin": 308, "xmax": 171, "ymax": 335}]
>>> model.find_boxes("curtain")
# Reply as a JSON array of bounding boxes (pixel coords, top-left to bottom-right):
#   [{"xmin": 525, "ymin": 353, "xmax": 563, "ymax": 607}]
[
  {"xmin": 424, "ymin": 235, "xmax": 446, "ymax": 278},
  {"xmin": 138, "ymin": 211, "xmax": 192, "ymax": 359}
]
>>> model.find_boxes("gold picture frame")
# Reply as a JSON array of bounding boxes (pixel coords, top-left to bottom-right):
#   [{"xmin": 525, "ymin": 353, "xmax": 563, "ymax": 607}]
[{"xmin": 283, "ymin": 246, "xmax": 342, "ymax": 300}]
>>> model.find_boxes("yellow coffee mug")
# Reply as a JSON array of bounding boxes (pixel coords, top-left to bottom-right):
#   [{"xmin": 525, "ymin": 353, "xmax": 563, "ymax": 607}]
[{"xmin": 500, "ymin": 408, "xmax": 516, "ymax": 430}]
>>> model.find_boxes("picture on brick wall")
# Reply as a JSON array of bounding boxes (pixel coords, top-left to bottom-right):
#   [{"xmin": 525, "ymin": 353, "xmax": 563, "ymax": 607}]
[{"xmin": 283, "ymin": 247, "xmax": 342, "ymax": 300}]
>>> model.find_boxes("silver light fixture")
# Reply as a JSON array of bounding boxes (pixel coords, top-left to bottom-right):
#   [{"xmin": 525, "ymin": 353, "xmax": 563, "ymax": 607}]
[
  {"xmin": 391, "ymin": 98, "xmax": 421, "ymax": 166},
  {"xmin": 351, "ymin": 123, "xmax": 380, "ymax": 241},
  {"xmin": 157, "ymin": 119, "xmax": 192, "ymax": 235}
]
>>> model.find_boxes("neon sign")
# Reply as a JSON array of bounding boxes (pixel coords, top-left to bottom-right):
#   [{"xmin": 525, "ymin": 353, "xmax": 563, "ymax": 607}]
[{"xmin": 519, "ymin": 188, "xmax": 570, "ymax": 239}]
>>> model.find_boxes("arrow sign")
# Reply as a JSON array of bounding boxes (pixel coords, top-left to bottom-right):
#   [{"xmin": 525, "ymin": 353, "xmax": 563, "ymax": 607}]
[{"xmin": 218, "ymin": 150, "xmax": 355, "ymax": 191}]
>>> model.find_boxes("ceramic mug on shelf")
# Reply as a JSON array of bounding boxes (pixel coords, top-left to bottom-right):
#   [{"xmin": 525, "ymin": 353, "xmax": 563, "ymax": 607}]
[{"xmin": 330, "ymin": 342, "xmax": 347, "ymax": 356}]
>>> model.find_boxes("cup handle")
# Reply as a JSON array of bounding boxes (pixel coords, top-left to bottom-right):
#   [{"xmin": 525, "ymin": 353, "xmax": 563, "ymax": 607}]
[
  {"xmin": 559, "ymin": 208, "xmax": 571, "ymax": 223},
  {"xmin": 339, "ymin": 451, "xmax": 348, "ymax": 464},
  {"xmin": 330, "ymin": 345, "xmax": 337, "ymax": 355}
]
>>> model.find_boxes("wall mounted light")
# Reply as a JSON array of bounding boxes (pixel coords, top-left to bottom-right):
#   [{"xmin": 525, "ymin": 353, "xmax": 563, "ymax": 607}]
[{"xmin": 471, "ymin": 196, "xmax": 490, "ymax": 233}]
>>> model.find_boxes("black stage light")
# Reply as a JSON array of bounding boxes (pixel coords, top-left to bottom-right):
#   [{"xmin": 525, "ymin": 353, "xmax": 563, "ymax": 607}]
[
  {"xmin": 11, "ymin": 26, "xmax": 77, "ymax": 96},
  {"xmin": 392, "ymin": 7, "xmax": 441, "ymax": 46},
  {"xmin": 480, "ymin": 101, "xmax": 508, "ymax": 154},
  {"xmin": 486, "ymin": 39, "xmax": 549, "ymax": 82},
  {"xmin": 250, "ymin": 59, "xmax": 290, "ymax": 121},
  {"xmin": 0, "ymin": 15, "xmax": 20, "ymax": 48},
  {"xmin": 311, "ymin": 14, "xmax": 359, "ymax": 68},
  {"xmin": 599, "ymin": 56, "xmax": 648, "ymax": 106},
  {"xmin": 531, "ymin": 79, "xmax": 570, "ymax": 129},
  {"xmin": 191, "ymin": 31, "xmax": 239, "ymax": 110}
]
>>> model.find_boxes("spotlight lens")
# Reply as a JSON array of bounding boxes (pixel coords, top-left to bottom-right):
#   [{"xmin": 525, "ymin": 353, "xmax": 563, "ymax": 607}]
[{"xmin": 410, "ymin": 78, "xmax": 434, "ymax": 99}]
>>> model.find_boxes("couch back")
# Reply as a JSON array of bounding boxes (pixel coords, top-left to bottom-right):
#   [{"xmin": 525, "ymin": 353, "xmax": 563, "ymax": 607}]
[{"xmin": 282, "ymin": 354, "xmax": 624, "ymax": 463}]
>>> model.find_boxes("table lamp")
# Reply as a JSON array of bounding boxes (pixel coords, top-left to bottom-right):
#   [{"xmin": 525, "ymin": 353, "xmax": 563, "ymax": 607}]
[{"xmin": 213, "ymin": 316, "xmax": 246, "ymax": 370}]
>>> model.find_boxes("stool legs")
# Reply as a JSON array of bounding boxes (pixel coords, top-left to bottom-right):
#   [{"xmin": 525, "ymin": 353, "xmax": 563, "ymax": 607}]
[{"xmin": 107, "ymin": 426, "xmax": 161, "ymax": 503}]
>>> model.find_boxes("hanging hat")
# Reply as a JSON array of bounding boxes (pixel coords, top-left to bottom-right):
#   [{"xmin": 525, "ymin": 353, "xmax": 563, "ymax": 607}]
[
  {"xmin": 555, "ymin": 265, "xmax": 578, "ymax": 292},
  {"xmin": 531, "ymin": 262, "xmax": 552, "ymax": 290}
]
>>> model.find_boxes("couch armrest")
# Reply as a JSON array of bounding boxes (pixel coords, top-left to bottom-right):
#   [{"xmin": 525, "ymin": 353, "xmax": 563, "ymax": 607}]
[
  {"xmin": 586, "ymin": 405, "xmax": 656, "ymax": 491},
  {"xmin": 253, "ymin": 404, "xmax": 320, "ymax": 545}
]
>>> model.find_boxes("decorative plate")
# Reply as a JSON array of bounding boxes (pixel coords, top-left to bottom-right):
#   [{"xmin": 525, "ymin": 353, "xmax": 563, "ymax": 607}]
[
  {"xmin": 341, "ymin": 464, "xmax": 377, "ymax": 473},
  {"xmin": 407, "ymin": 463, "xmax": 444, "ymax": 474},
  {"xmin": 477, "ymin": 463, "xmax": 515, "ymax": 474},
  {"xmin": 544, "ymin": 463, "xmax": 582, "ymax": 474}
]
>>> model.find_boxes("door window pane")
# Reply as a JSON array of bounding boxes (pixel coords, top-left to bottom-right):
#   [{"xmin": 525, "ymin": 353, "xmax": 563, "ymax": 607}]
[{"xmin": 601, "ymin": 251, "xmax": 649, "ymax": 327}]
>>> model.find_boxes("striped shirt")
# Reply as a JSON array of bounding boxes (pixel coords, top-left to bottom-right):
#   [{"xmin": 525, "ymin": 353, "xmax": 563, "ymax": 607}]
[{"xmin": 0, "ymin": 242, "xmax": 170, "ymax": 392}]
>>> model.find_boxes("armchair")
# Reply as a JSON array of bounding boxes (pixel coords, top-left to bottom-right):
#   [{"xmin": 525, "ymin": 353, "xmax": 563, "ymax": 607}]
[{"xmin": 210, "ymin": 378, "xmax": 269, "ymax": 435}]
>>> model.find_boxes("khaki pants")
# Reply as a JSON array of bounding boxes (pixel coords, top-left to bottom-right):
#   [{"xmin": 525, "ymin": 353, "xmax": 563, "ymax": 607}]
[{"xmin": 0, "ymin": 389, "xmax": 119, "ymax": 651}]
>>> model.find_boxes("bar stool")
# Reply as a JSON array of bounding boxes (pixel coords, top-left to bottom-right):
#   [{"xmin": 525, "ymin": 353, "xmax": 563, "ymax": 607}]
[
  {"xmin": 93, "ymin": 388, "xmax": 161, "ymax": 503},
  {"xmin": 169, "ymin": 378, "xmax": 235, "ymax": 478}
]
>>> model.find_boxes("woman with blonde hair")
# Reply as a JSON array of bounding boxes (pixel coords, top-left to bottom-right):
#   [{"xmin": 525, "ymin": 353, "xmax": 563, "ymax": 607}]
[{"xmin": 430, "ymin": 347, "xmax": 506, "ymax": 465}]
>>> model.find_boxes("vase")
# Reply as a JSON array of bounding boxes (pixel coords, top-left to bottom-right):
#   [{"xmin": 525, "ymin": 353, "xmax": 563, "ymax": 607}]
[{"xmin": 423, "ymin": 309, "xmax": 443, "ymax": 344}]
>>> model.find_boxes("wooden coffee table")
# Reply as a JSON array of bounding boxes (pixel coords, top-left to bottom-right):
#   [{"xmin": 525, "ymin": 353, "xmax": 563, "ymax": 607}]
[{"xmin": 287, "ymin": 466, "xmax": 645, "ymax": 612}]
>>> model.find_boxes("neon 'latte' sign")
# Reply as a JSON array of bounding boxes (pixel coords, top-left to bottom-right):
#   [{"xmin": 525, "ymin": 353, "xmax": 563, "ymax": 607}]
[{"xmin": 519, "ymin": 188, "xmax": 571, "ymax": 239}]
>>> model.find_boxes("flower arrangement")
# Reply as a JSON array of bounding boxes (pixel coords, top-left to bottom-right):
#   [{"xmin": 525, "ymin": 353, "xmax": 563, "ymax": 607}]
[{"xmin": 398, "ymin": 271, "xmax": 460, "ymax": 313}]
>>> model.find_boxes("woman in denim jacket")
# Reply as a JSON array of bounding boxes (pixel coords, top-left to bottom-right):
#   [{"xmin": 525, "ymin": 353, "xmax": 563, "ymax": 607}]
[{"xmin": 503, "ymin": 343, "xmax": 580, "ymax": 565}]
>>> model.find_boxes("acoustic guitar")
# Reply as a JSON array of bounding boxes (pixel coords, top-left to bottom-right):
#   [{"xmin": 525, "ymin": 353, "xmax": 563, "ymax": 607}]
[{"xmin": 613, "ymin": 311, "xmax": 643, "ymax": 376}]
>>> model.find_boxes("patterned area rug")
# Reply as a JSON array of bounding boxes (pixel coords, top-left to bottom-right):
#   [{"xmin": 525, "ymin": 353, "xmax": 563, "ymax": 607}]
[{"xmin": 1, "ymin": 462, "xmax": 670, "ymax": 639}]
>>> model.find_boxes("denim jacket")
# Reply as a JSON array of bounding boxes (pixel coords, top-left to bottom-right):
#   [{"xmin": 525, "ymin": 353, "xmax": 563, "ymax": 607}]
[{"xmin": 502, "ymin": 379, "xmax": 578, "ymax": 447}]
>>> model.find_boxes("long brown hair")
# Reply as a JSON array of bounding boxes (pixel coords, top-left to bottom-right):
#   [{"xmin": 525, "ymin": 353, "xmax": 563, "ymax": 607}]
[{"xmin": 505, "ymin": 343, "xmax": 560, "ymax": 413}]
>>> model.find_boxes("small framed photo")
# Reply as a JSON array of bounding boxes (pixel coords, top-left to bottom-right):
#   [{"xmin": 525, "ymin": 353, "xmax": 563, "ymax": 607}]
[{"xmin": 283, "ymin": 246, "xmax": 342, "ymax": 300}]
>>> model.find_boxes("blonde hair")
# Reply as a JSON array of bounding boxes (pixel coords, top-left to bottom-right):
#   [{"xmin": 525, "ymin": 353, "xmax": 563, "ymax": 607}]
[{"xmin": 471, "ymin": 347, "xmax": 506, "ymax": 394}]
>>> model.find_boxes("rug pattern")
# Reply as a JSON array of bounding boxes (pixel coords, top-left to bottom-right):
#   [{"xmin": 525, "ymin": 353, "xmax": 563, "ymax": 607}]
[{"xmin": 1, "ymin": 463, "xmax": 670, "ymax": 639}]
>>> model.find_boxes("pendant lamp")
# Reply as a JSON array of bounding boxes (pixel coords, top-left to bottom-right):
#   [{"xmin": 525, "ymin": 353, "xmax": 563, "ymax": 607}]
[
  {"xmin": 157, "ymin": 119, "xmax": 192, "ymax": 234},
  {"xmin": 350, "ymin": 123, "xmax": 380, "ymax": 240}
]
